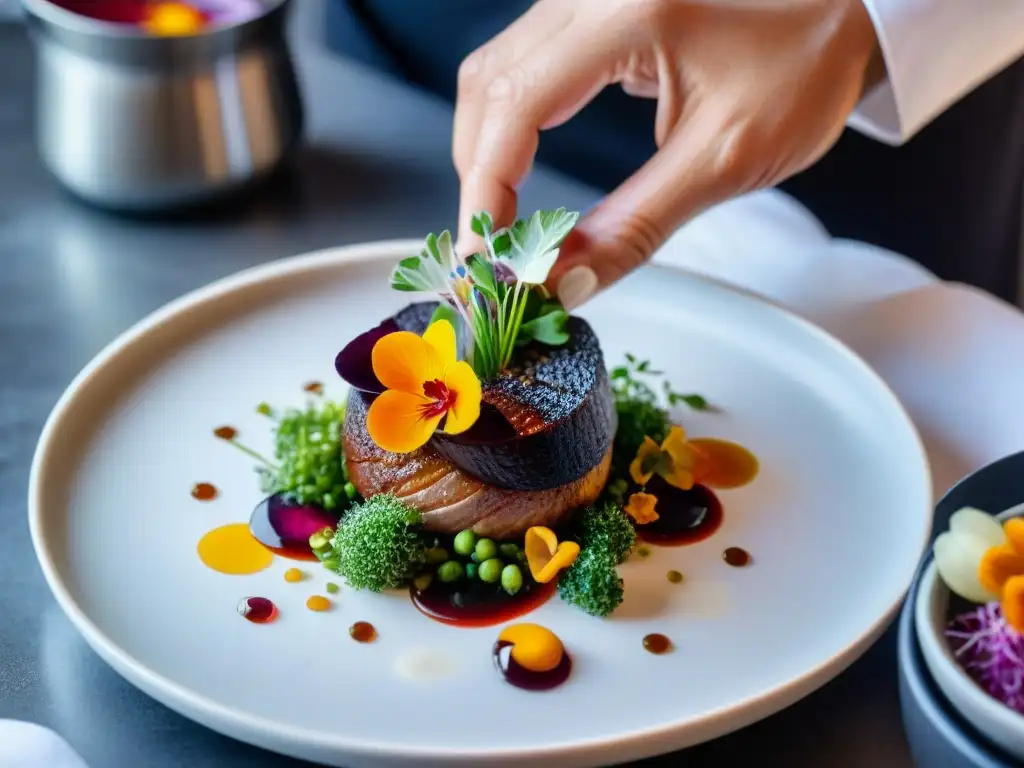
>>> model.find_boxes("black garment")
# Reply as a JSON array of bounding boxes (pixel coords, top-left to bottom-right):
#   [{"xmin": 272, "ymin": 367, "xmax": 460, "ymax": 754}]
[{"xmin": 327, "ymin": 0, "xmax": 1024, "ymax": 301}]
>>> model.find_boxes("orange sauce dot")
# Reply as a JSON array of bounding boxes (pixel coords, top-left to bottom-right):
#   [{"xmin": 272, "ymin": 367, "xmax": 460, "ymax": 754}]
[
  {"xmin": 191, "ymin": 482, "xmax": 218, "ymax": 501},
  {"xmin": 692, "ymin": 438, "xmax": 759, "ymax": 489},
  {"xmin": 197, "ymin": 523, "xmax": 273, "ymax": 575},
  {"xmin": 284, "ymin": 568, "xmax": 304, "ymax": 583},
  {"xmin": 306, "ymin": 595, "xmax": 332, "ymax": 612}
]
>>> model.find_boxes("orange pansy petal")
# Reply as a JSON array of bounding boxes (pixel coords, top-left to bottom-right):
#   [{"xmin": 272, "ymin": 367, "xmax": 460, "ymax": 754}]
[
  {"xmin": 978, "ymin": 544, "xmax": 1024, "ymax": 593},
  {"xmin": 625, "ymin": 492, "xmax": 659, "ymax": 524},
  {"xmin": 422, "ymin": 319, "xmax": 458, "ymax": 368},
  {"xmin": 441, "ymin": 360, "xmax": 481, "ymax": 434},
  {"xmin": 365, "ymin": 389, "xmax": 442, "ymax": 454},
  {"xmin": 660, "ymin": 425, "xmax": 689, "ymax": 454},
  {"xmin": 533, "ymin": 542, "xmax": 580, "ymax": 583},
  {"xmin": 661, "ymin": 464, "xmax": 696, "ymax": 491},
  {"xmin": 629, "ymin": 437, "xmax": 662, "ymax": 486},
  {"xmin": 1002, "ymin": 574, "xmax": 1024, "ymax": 632},
  {"xmin": 525, "ymin": 526, "xmax": 558, "ymax": 579},
  {"xmin": 371, "ymin": 331, "xmax": 440, "ymax": 394},
  {"xmin": 1004, "ymin": 518, "xmax": 1024, "ymax": 555}
]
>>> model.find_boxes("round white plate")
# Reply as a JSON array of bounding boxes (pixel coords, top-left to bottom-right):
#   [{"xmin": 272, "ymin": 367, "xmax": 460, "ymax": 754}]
[{"xmin": 29, "ymin": 241, "xmax": 933, "ymax": 767}]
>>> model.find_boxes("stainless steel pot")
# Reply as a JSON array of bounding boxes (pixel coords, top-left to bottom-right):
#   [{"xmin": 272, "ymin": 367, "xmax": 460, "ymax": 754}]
[{"xmin": 22, "ymin": 0, "xmax": 304, "ymax": 212}]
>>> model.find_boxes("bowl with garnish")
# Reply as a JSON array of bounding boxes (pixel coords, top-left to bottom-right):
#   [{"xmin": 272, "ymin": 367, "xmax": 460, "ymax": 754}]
[
  {"xmin": 916, "ymin": 464, "xmax": 1024, "ymax": 760},
  {"xmin": 28, "ymin": 208, "xmax": 933, "ymax": 766},
  {"xmin": 22, "ymin": 0, "xmax": 303, "ymax": 211}
]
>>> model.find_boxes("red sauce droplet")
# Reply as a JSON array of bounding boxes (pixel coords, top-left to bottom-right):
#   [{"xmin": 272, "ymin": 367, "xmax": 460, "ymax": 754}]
[
  {"xmin": 213, "ymin": 425, "xmax": 238, "ymax": 441},
  {"xmin": 191, "ymin": 482, "xmax": 218, "ymax": 501},
  {"xmin": 237, "ymin": 597, "xmax": 277, "ymax": 624},
  {"xmin": 723, "ymin": 547, "xmax": 751, "ymax": 567},
  {"xmin": 350, "ymin": 621, "xmax": 377, "ymax": 643},
  {"xmin": 643, "ymin": 633, "xmax": 673, "ymax": 654},
  {"xmin": 636, "ymin": 478, "xmax": 724, "ymax": 546},
  {"xmin": 249, "ymin": 494, "xmax": 340, "ymax": 561},
  {"xmin": 411, "ymin": 579, "xmax": 556, "ymax": 628},
  {"xmin": 303, "ymin": 381, "xmax": 324, "ymax": 395},
  {"xmin": 493, "ymin": 640, "xmax": 572, "ymax": 690}
]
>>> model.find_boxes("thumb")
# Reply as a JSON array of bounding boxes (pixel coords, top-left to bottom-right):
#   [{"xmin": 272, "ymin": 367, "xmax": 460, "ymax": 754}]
[{"xmin": 548, "ymin": 116, "xmax": 744, "ymax": 309}]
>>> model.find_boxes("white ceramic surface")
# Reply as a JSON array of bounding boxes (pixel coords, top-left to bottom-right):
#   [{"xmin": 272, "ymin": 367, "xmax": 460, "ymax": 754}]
[
  {"xmin": 916, "ymin": 505, "xmax": 1024, "ymax": 761},
  {"xmin": 28, "ymin": 241, "xmax": 933, "ymax": 767}
]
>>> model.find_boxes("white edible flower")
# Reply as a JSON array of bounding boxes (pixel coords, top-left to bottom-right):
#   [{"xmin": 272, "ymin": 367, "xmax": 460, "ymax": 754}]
[{"xmin": 933, "ymin": 507, "xmax": 1005, "ymax": 603}]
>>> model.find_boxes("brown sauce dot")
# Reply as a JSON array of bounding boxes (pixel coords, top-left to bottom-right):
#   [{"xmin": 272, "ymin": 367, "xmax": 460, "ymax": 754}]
[
  {"xmin": 643, "ymin": 633, "xmax": 672, "ymax": 654},
  {"xmin": 723, "ymin": 547, "xmax": 751, "ymax": 567},
  {"xmin": 350, "ymin": 621, "xmax": 377, "ymax": 643},
  {"xmin": 666, "ymin": 570, "xmax": 684, "ymax": 584},
  {"xmin": 303, "ymin": 381, "xmax": 324, "ymax": 395},
  {"xmin": 213, "ymin": 426, "xmax": 237, "ymax": 440},
  {"xmin": 191, "ymin": 482, "xmax": 218, "ymax": 501}
]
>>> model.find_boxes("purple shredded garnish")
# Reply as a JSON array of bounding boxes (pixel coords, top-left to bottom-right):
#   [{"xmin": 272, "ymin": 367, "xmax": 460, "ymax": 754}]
[
  {"xmin": 946, "ymin": 601, "xmax": 1024, "ymax": 714},
  {"xmin": 334, "ymin": 319, "xmax": 399, "ymax": 393}
]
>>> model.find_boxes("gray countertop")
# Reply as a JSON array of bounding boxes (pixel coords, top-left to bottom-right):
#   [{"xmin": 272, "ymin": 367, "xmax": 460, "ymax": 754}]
[{"xmin": 0, "ymin": 6, "xmax": 914, "ymax": 767}]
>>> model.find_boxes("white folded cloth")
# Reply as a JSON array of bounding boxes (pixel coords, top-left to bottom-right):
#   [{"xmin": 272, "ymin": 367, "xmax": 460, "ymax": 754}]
[{"xmin": 0, "ymin": 721, "xmax": 89, "ymax": 768}]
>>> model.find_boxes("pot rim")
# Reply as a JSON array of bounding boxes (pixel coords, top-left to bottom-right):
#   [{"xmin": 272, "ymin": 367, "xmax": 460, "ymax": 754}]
[{"xmin": 20, "ymin": 0, "xmax": 289, "ymax": 41}]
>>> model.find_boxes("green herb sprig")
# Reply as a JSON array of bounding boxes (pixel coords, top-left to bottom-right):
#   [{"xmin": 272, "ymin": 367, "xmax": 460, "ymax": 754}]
[
  {"xmin": 609, "ymin": 354, "xmax": 709, "ymax": 481},
  {"xmin": 389, "ymin": 208, "xmax": 578, "ymax": 379}
]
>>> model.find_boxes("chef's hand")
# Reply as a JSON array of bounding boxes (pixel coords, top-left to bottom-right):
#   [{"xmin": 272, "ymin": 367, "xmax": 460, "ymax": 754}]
[{"xmin": 453, "ymin": 0, "xmax": 885, "ymax": 307}]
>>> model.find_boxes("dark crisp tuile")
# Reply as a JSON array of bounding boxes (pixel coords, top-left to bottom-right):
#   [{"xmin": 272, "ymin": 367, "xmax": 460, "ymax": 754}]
[{"xmin": 380, "ymin": 302, "xmax": 616, "ymax": 491}]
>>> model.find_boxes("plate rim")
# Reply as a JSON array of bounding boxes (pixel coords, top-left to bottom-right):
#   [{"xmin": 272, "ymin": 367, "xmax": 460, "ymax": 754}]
[{"xmin": 27, "ymin": 239, "xmax": 934, "ymax": 765}]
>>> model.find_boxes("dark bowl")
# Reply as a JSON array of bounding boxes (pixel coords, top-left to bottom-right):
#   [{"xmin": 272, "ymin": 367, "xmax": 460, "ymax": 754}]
[{"xmin": 897, "ymin": 450, "xmax": 1024, "ymax": 768}]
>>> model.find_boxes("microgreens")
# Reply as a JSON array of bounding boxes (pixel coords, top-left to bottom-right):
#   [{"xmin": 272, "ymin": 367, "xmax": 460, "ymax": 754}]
[{"xmin": 389, "ymin": 208, "xmax": 578, "ymax": 379}]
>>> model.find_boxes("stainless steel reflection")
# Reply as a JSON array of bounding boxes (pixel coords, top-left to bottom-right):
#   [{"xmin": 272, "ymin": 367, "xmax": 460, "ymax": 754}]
[{"xmin": 22, "ymin": 0, "xmax": 303, "ymax": 211}]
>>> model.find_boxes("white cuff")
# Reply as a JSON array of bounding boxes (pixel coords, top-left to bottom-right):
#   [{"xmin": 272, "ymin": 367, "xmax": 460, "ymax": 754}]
[{"xmin": 850, "ymin": 0, "xmax": 1024, "ymax": 145}]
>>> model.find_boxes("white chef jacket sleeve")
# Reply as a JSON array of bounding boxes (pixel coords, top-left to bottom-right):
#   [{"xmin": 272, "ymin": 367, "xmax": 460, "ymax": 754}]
[{"xmin": 850, "ymin": 0, "xmax": 1024, "ymax": 145}]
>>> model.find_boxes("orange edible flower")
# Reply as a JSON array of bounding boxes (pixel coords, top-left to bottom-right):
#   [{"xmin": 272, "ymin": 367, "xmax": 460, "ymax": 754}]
[
  {"xmin": 1002, "ymin": 575, "xmax": 1024, "ymax": 632},
  {"xmin": 365, "ymin": 319, "xmax": 481, "ymax": 454},
  {"xmin": 524, "ymin": 526, "xmax": 580, "ymax": 583},
  {"xmin": 142, "ymin": 2, "xmax": 206, "ymax": 36},
  {"xmin": 629, "ymin": 426, "xmax": 705, "ymax": 491},
  {"xmin": 625, "ymin": 492, "xmax": 659, "ymax": 524},
  {"xmin": 977, "ymin": 518, "xmax": 1024, "ymax": 631}
]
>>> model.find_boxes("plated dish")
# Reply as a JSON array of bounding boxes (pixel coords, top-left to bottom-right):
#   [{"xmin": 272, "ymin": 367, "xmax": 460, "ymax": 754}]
[
  {"xmin": 198, "ymin": 209, "xmax": 761, "ymax": 688},
  {"xmin": 28, "ymin": 222, "xmax": 932, "ymax": 766}
]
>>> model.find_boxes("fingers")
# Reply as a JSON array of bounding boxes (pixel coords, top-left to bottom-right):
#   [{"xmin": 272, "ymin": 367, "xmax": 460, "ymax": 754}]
[
  {"xmin": 549, "ymin": 109, "xmax": 751, "ymax": 306},
  {"xmin": 452, "ymin": 0, "xmax": 575, "ymax": 198},
  {"xmin": 454, "ymin": 18, "xmax": 618, "ymax": 246}
]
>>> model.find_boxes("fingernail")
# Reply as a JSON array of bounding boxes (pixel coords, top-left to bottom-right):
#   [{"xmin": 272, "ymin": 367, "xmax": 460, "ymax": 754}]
[{"xmin": 557, "ymin": 265, "xmax": 599, "ymax": 310}]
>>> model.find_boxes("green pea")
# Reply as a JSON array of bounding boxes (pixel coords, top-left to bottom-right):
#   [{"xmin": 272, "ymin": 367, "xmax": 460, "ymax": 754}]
[
  {"xmin": 325, "ymin": 581, "xmax": 340, "ymax": 594},
  {"xmin": 499, "ymin": 543, "xmax": 520, "ymax": 559},
  {"xmin": 321, "ymin": 493, "xmax": 336, "ymax": 510},
  {"xmin": 344, "ymin": 482, "xmax": 357, "ymax": 499},
  {"xmin": 413, "ymin": 573, "xmax": 433, "ymax": 591},
  {"xmin": 437, "ymin": 560, "xmax": 464, "ymax": 583},
  {"xmin": 474, "ymin": 538, "xmax": 498, "ymax": 561},
  {"xmin": 465, "ymin": 563, "xmax": 479, "ymax": 580},
  {"xmin": 425, "ymin": 547, "xmax": 449, "ymax": 565},
  {"xmin": 478, "ymin": 558, "xmax": 503, "ymax": 584},
  {"xmin": 501, "ymin": 564, "xmax": 523, "ymax": 596},
  {"xmin": 453, "ymin": 530, "xmax": 477, "ymax": 556}
]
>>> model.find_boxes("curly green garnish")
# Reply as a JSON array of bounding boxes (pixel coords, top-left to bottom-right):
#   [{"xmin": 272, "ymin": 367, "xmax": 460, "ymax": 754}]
[
  {"xmin": 610, "ymin": 354, "xmax": 707, "ymax": 481},
  {"xmin": 327, "ymin": 493, "xmax": 427, "ymax": 591},
  {"xmin": 557, "ymin": 548, "xmax": 625, "ymax": 618},
  {"xmin": 258, "ymin": 398, "xmax": 354, "ymax": 511},
  {"xmin": 574, "ymin": 501, "xmax": 636, "ymax": 565}
]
